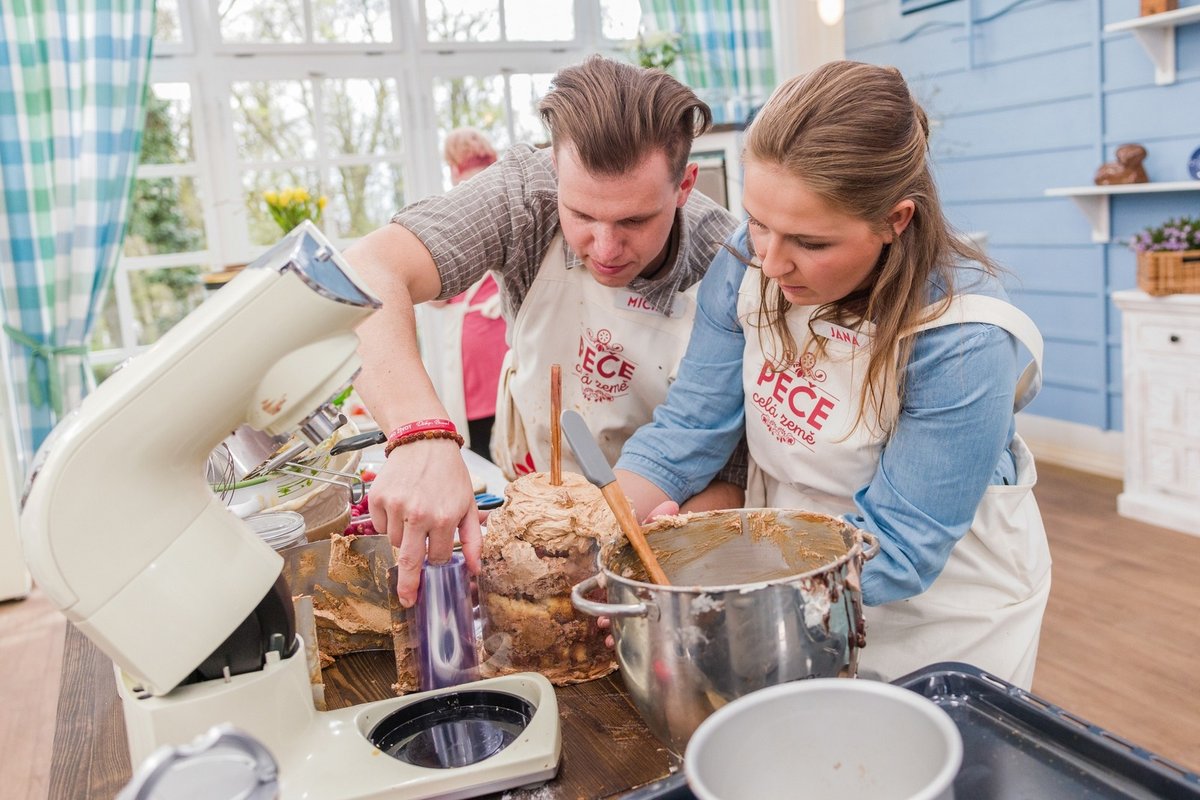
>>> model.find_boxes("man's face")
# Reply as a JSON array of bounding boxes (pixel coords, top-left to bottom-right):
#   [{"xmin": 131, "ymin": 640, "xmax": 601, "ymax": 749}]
[{"xmin": 555, "ymin": 144, "xmax": 697, "ymax": 288}]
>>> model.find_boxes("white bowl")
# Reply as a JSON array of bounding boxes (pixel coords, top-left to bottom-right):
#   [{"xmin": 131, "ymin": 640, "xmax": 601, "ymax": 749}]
[{"xmin": 685, "ymin": 679, "xmax": 962, "ymax": 800}]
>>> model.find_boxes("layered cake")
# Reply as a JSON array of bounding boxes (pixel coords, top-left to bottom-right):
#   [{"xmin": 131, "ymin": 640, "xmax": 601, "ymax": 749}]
[{"xmin": 478, "ymin": 471, "xmax": 621, "ymax": 684}]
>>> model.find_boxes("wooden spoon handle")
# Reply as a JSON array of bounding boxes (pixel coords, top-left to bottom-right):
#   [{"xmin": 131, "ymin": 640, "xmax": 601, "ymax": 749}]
[{"xmin": 601, "ymin": 483, "xmax": 670, "ymax": 586}]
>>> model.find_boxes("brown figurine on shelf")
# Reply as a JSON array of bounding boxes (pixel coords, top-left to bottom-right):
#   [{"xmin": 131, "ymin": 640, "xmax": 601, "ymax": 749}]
[
  {"xmin": 1094, "ymin": 143, "xmax": 1149, "ymax": 186},
  {"xmin": 1141, "ymin": 0, "xmax": 1177, "ymax": 16}
]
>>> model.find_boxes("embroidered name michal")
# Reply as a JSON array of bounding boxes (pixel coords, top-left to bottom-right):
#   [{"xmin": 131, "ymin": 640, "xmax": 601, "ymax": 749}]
[{"xmin": 626, "ymin": 295, "xmax": 657, "ymax": 312}]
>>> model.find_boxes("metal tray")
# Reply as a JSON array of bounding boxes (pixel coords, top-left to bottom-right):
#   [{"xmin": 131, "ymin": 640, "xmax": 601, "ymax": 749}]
[
  {"xmin": 617, "ymin": 662, "xmax": 1200, "ymax": 800},
  {"xmin": 896, "ymin": 662, "xmax": 1200, "ymax": 799}
]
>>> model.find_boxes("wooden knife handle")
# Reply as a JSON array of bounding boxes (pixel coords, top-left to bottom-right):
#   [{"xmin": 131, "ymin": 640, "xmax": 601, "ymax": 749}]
[{"xmin": 601, "ymin": 483, "xmax": 670, "ymax": 586}]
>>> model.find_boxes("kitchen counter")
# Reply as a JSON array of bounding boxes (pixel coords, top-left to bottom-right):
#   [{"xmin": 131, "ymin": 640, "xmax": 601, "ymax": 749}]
[{"xmin": 48, "ymin": 623, "xmax": 674, "ymax": 799}]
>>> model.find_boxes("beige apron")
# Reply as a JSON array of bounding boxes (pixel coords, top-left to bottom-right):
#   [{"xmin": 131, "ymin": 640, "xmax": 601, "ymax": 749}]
[
  {"xmin": 432, "ymin": 276, "xmax": 503, "ymax": 450},
  {"xmin": 491, "ymin": 234, "xmax": 699, "ymax": 480},
  {"xmin": 738, "ymin": 275, "xmax": 1052, "ymax": 688}
]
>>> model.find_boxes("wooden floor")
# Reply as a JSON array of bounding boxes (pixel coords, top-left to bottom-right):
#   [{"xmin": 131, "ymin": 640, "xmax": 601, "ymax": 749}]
[{"xmin": 2, "ymin": 461, "xmax": 1199, "ymax": 798}]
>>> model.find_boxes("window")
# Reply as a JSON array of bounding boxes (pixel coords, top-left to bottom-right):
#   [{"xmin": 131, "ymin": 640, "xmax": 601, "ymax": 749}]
[
  {"xmin": 94, "ymin": 0, "xmax": 643, "ymax": 373},
  {"xmin": 231, "ymin": 76, "xmax": 406, "ymax": 243},
  {"xmin": 431, "ymin": 71, "xmax": 553, "ymax": 188},
  {"xmin": 91, "ymin": 81, "xmax": 213, "ymax": 376},
  {"xmin": 219, "ymin": 0, "xmax": 395, "ymax": 45}
]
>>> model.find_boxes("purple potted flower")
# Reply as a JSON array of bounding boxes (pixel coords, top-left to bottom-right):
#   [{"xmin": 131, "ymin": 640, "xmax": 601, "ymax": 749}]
[{"xmin": 1128, "ymin": 216, "xmax": 1200, "ymax": 295}]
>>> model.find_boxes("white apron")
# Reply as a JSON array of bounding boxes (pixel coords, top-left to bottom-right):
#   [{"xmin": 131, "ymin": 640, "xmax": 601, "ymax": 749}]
[
  {"xmin": 738, "ymin": 275, "xmax": 1052, "ymax": 689},
  {"xmin": 432, "ymin": 276, "xmax": 503, "ymax": 450},
  {"xmin": 491, "ymin": 234, "xmax": 699, "ymax": 480}
]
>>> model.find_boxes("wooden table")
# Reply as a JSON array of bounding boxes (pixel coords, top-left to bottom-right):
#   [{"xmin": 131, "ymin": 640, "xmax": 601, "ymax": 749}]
[{"xmin": 49, "ymin": 625, "xmax": 675, "ymax": 799}]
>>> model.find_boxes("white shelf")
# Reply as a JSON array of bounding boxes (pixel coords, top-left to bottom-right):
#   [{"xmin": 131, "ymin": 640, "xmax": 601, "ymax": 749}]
[
  {"xmin": 1044, "ymin": 180, "xmax": 1200, "ymax": 242},
  {"xmin": 1105, "ymin": 5, "xmax": 1200, "ymax": 85}
]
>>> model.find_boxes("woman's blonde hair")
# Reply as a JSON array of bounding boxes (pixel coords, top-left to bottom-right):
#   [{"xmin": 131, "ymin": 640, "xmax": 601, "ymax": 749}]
[
  {"xmin": 443, "ymin": 127, "xmax": 498, "ymax": 181},
  {"xmin": 538, "ymin": 55, "xmax": 711, "ymax": 181},
  {"xmin": 742, "ymin": 60, "xmax": 993, "ymax": 434}
]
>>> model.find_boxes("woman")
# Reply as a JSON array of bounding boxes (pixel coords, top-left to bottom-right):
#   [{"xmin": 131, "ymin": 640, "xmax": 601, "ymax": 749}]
[
  {"xmin": 431, "ymin": 128, "xmax": 508, "ymax": 459},
  {"xmin": 615, "ymin": 61, "xmax": 1051, "ymax": 688}
]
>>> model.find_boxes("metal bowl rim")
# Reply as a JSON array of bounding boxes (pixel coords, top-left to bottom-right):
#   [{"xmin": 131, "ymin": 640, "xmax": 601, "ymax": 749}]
[{"xmin": 598, "ymin": 507, "xmax": 868, "ymax": 595}]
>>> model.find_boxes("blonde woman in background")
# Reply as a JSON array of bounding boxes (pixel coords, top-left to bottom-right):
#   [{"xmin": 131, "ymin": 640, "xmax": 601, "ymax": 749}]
[{"xmin": 430, "ymin": 128, "xmax": 507, "ymax": 460}]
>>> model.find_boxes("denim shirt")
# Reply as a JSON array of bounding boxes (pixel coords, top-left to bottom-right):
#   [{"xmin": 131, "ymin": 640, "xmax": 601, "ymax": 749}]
[{"xmin": 616, "ymin": 225, "xmax": 1023, "ymax": 606}]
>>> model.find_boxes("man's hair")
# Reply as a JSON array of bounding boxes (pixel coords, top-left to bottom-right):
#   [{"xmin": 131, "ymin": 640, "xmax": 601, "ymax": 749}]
[
  {"xmin": 538, "ymin": 55, "xmax": 712, "ymax": 181},
  {"xmin": 443, "ymin": 127, "xmax": 498, "ymax": 172}
]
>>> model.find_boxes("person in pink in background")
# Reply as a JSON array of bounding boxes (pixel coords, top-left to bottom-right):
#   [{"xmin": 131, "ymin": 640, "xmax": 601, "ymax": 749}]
[{"xmin": 432, "ymin": 128, "xmax": 508, "ymax": 459}]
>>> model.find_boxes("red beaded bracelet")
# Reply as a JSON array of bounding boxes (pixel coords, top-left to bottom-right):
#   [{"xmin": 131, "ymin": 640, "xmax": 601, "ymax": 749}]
[{"xmin": 383, "ymin": 428, "xmax": 465, "ymax": 458}]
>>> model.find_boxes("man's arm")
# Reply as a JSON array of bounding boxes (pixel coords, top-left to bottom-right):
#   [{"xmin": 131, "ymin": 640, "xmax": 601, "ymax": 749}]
[
  {"xmin": 680, "ymin": 479, "xmax": 744, "ymax": 514},
  {"xmin": 344, "ymin": 224, "xmax": 482, "ymax": 607},
  {"xmin": 616, "ymin": 469, "xmax": 743, "ymax": 522}
]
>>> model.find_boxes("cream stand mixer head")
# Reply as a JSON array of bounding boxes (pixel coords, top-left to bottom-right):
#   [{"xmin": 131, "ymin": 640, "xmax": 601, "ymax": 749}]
[
  {"xmin": 21, "ymin": 221, "xmax": 376, "ymax": 695},
  {"xmin": 20, "ymin": 222, "xmax": 560, "ymax": 799}
]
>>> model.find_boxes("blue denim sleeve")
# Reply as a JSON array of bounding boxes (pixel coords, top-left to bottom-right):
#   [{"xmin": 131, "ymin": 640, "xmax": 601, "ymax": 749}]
[
  {"xmin": 850, "ymin": 321, "xmax": 1020, "ymax": 606},
  {"xmin": 615, "ymin": 227, "xmax": 750, "ymax": 502}
]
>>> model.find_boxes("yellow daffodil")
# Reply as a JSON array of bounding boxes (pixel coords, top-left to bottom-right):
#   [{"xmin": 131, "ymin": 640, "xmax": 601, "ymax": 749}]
[{"xmin": 263, "ymin": 184, "xmax": 326, "ymax": 233}]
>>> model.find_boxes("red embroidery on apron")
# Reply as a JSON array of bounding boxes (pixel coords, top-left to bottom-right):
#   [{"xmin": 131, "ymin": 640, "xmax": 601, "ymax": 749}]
[{"xmin": 576, "ymin": 328, "xmax": 638, "ymax": 403}]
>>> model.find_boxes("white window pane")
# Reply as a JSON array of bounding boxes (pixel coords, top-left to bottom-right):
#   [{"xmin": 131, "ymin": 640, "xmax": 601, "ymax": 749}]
[
  {"xmin": 219, "ymin": 0, "xmax": 306, "ymax": 44},
  {"xmin": 141, "ymin": 83, "xmax": 193, "ymax": 164},
  {"xmin": 503, "ymin": 0, "xmax": 572, "ymax": 41},
  {"xmin": 322, "ymin": 78, "xmax": 403, "ymax": 156},
  {"xmin": 600, "ymin": 0, "xmax": 642, "ymax": 40},
  {"xmin": 313, "ymin": 0, "xmax": 393, "ymax": 43},
  {"xmin": 509, "ymin": 73, "xmax": 552, "ymax": 146},
  {"xmin": 231, "ymin": 80, "xmax": 316, "ymax": 161},
  {"xmin": 90, "ymin": 284, "xmax": 124, "ymax": 352},
  {"xmin": 328, "ymin": 162, "xmax": 405, "ymax": 238},
  {"xmin": 155, "ymin": 0, "xmax": 183, "ymax": 44},
  {"xmin": 125, "ymin": 177, "xmax": 207, "ymax": 256},
  {"xmin": 433, "ymin": 75, "xmax": 509, "ymax": 150},
  {"xmin": 243, "ymin": 169, "xmax": 324, "ymax": 246},
  {"xmin": 129, "ymin": 268, "xmax": 209, "ymax": 346},
  {"xmin": 426, "ymin": 0, "xmax": 500, "ymax": 42}
]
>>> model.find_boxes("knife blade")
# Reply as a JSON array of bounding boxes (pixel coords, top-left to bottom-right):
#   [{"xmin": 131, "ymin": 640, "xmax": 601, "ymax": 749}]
[{"xmin": 560, "ymin": 410, "xmax": 616, "ymax": 489}]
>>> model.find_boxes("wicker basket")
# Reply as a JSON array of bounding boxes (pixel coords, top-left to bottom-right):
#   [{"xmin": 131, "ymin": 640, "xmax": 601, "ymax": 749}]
[{"xmin": 1137, "ymin": 250, "xmax": 1200, "ymax": 296}]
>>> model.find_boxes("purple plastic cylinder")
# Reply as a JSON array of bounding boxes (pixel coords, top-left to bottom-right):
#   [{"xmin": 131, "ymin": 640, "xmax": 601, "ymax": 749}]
[{"xmin": 411, "ymin": 553, "xmax": 479, "ymax": 691}]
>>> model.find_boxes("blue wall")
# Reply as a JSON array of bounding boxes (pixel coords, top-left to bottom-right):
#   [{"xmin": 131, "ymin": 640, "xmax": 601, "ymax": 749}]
[{"xmin": 845, "ymin": 0, "xmax": 1200, "ymax": 431}]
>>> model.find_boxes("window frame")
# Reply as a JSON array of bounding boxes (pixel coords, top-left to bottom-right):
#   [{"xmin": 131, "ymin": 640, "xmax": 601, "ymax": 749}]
[{"xmin": 97, "ymin": 0, "xmax": 640, "ymax": 370}]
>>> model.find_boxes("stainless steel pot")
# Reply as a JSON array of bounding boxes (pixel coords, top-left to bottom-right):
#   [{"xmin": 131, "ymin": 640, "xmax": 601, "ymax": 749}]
[{"xmin": 571, "ymin": 508, "xmax": 875, "ymax": 755}]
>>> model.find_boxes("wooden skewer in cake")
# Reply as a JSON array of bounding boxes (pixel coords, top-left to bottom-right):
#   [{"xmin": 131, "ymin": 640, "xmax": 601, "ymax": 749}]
[{"xmin": 550, "ymin": 363, "xmax": 562, "ymax": 486}]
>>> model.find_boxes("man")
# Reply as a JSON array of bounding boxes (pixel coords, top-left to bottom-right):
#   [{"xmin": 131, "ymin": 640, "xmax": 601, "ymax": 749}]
[{"xmin": 345, "ymin": 56, "xmax": 740, "ymax": 606}]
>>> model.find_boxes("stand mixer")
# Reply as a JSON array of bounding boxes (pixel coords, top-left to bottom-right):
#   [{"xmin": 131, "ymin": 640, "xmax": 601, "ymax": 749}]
[{"xmin": 20, "ymin": 221, "xmax": 560, "ymax": 798}]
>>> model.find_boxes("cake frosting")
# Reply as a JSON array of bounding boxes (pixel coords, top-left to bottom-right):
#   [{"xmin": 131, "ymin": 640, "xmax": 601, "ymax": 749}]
[{"xmin": 478, "ymin": 471, "xmax": 621, "ymax": 685}]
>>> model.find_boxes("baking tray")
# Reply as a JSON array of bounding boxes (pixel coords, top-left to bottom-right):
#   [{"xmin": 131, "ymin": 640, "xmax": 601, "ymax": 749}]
[
  {"xmin": 896, "ymin": 662, "xmax": 1200, "ymax": 799},
  {"xmin": 616, "ymin": 662, "xmax": 1200, "ymax": 800}
]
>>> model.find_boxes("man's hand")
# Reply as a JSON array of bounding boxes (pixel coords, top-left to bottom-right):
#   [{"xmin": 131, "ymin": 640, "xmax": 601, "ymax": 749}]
[
  {"xmin": 642, "ymin": 499, "xmax": 679, "ymax": 522},
  {"xmin": 369, "ymin": 438, "xmax": 482, "ymax": 607}
]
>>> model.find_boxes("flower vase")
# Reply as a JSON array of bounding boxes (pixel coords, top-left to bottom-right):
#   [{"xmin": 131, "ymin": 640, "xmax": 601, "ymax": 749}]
[{"xmin": 1137, "ymin": 250, "xmax": 1200, "ymax": 296}]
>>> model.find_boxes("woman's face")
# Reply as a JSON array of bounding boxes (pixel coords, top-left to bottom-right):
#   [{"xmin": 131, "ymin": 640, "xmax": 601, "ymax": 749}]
[{"xmin": 742, "ymin": 158, "xmax": 904, "ymax": 307}]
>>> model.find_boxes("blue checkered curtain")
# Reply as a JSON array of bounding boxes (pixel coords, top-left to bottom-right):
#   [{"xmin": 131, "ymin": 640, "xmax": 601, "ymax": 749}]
[
  {"xmin": 0, "ymin": 0, "xmax": 154, "ymax": 468},
  {"xmin": 643, "ymin": 0, "xmax": 775, "ymax": 125}
]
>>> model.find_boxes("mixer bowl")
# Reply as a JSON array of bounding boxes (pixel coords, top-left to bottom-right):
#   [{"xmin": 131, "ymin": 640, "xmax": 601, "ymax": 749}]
[{"xmin": 571, "ymin": 508, "xmax": 874, "ymax": 754}]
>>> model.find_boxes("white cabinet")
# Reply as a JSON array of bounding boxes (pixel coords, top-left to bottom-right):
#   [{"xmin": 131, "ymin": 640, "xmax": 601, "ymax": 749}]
[{"xmin": 1114, "ymin": 290, "xmax": 1200, "ymax": 536}]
